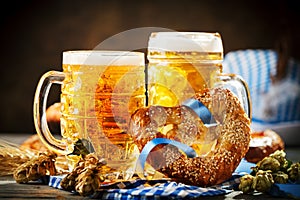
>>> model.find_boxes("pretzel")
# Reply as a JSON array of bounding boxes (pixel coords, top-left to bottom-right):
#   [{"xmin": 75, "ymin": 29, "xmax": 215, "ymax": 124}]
[
  {"xmin": 245, "ymin": 129, "xmax": 285, "ymax": 163},
  {"xmin": 129, "ymin": 88, "xmax": 251, "ymax": 186}
]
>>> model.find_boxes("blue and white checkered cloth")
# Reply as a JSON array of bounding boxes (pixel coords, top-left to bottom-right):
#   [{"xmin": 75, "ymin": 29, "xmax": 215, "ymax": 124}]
[
  {"xmin": 48, "ymin": 173, "xmax": 245, "ymax": 199},
  {"xmin": 48, "ymin": 159, "xmax": 300, "ymax": 199},
  {"xmin": 223, "ymin": 49, "xmax": 300, "ymax": 124},
  {"xmin": 48, "ymin": 159, "xmax": 253, "ymax": 199}
]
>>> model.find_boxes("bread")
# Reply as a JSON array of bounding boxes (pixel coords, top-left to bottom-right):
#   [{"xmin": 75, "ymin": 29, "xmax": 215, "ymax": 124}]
[
  {"xmin": 46, "ymin": 102, "xmax": 61, "ymax": 134},
  {"xmin": 245, "ymin": 129, "xmax": 285, "ymax": 163},
  {"xmin": 19, "ymin": 134, "xmax": 47, "ymax": 151},
  {"xmin": 20, "ymin": 102, "xmax": 61, "ymax": 151},
  {"xmin": 129, "ymin": 87, "xmax": 251, "ymax": 186}
]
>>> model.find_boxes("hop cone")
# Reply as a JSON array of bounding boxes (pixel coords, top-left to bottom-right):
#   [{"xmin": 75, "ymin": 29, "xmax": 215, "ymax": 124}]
[
  {"xmin": 252, "ymin": 170, "xmax": 274, "ymax": 192},
  {"xmin": 257, "ymin": 157, "xmax": 281, "ymax": 172},
  {"xmin": 239, "ymin": 174, "xmax": 254, "ymax": 194},
  {"xmin": 75, "ymin": 168, "xmax": 105, "ymax": 196},
  {"xmin": 273, "ymin": 171, "xmax": 289, "ymax": 184},
  {"xmin": 287, "ymin": 162, "xmax": 300, "ymax": 182}
]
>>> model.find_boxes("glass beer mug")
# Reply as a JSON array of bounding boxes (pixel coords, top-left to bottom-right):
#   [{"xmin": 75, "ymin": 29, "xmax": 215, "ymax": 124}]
[
  {"xmin": 34, "ymin": 50, "xmax": 146, "ymax": 180},
  {"xmin": 147, "ymin": 32, "xmax": 251, "ymax": 155}
]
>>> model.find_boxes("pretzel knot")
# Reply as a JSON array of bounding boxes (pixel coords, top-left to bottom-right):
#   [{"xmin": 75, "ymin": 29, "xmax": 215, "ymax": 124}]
[{"xmin": 128, "ymin": 87, "xmax": 251, "ymax": 186}]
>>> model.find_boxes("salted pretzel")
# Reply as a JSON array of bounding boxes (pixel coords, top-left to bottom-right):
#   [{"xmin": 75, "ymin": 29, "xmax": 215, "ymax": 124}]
[
  {"xmin": 129, "ymin": 87, "xmax": 251, "ymax": 186},
  {"xmin": 245, "ymin": 129, "xmax": 285, "ymax": 163}
]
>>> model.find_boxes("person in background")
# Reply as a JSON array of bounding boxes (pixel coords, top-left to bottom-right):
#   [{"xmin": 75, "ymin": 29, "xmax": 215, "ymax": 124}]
[{"xmin": 222, "ymin": 28, "xmax": 300, "ymax": 146}]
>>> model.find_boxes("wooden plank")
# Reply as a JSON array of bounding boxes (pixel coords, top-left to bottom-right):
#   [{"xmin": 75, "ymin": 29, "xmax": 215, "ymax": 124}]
[{"xmin": 0, "ymin": 176, "xmax": 83, "ymax": 200}]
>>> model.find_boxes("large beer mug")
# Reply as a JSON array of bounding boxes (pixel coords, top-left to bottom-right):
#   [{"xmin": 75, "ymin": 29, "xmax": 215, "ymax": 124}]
[
  {"xmin": 147, "ymin": 32, "xmax": 251, "ymax": 155},
  {"xmin": 34, "ymin": 50, "xmax": 145, "ymax": 179}
]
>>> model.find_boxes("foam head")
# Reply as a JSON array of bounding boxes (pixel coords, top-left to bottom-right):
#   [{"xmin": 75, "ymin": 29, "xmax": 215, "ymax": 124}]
[
  {"xmin": 148, "ymin": 32, "xmax": 223, "ymax": 53},
  {"xmin": 63, "ymin": 50, "xmax": 145, "ymax": 66}
]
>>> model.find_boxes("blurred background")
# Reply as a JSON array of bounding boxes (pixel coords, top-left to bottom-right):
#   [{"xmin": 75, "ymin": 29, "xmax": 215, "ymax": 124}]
[{"xmin": 0, "ymin": 0, "xmax": 299, "ymax": 134}]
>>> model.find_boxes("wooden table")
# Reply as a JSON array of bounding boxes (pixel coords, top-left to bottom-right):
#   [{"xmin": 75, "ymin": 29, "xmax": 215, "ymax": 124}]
[
  {"xmin": 0, "ymin": 176, "xmax": 81, "ymax": 200},
  {"xmin": 0, "ymin": 175, "xmax": 296, "ymax": 200},
  {"xmin": 0, "ymin": 133, "xmax": 299, "ymax": 199}
]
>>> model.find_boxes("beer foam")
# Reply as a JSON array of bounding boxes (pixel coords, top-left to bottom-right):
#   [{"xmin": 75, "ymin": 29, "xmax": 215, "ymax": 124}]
[
  {"xmin": 63, "ymin": 50, "xmax": 144, "ymax": 66},
  {"xmin": 148, "ymin": 32, "xmax": 223, "ymax": 52}
]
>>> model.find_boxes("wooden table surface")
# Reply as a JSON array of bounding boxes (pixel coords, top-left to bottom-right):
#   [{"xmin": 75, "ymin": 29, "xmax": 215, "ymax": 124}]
[
  {"xmin": 0, "ymin": 176, "xmax": 82, "ymax": 200},
  {"xmin": 0, "ymin": 175, "xmax": 296, "ymax": 200},
  {"xmin": 0, "ymin": 133, "xmax": 299, "ymax": 200}
]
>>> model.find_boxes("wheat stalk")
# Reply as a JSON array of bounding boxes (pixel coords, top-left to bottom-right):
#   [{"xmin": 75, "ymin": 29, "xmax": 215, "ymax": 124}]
[{"xmin": 0, "ymin": 139, "xmax": 36, "ymax": 176}]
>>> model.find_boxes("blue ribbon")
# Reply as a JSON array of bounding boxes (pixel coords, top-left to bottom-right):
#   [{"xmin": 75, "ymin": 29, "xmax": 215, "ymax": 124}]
[
  {"xmin": 136, "ymin": 138, "xmax": 197, "ymax": 176},
  {"xmin": 135, "ymin": 98, "xmax": 216, "ymax": 176},
  {"xmin": 183, "ymin": 98, "xmax": 216, "ymax": 124}
]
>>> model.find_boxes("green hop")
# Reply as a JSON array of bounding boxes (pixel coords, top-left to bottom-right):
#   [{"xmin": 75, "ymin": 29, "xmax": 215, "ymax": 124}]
[
  {"xmin": 287, "ymin": 162, "xmax": 300, "ymax": 182},
  {"xmin": 269, "ymin": 150, "xmax": 289, "ymax": 169},
  {"xmin": 239, "ymin": 174, "xmax": 255, "ymax": 194},
  {"xmin": 252, "ymin": 170, "xmax": 274, "ymax": 192},
  {"xmin": 272, "ymin": 171, "xmax": 289, "ymax": 184},
  {"xmin": 257, "ymin": 157, "xmax": 281, "ymax": 172}
]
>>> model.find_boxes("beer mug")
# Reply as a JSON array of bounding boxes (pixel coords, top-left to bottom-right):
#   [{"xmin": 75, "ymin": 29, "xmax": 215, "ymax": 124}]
[
  {"xmin": 147, "ymin": 32, "xmax": 251, "ymax": 155},
  {"xmin": 34, "ymin": 50, "xmax": 146, "ymax": 180}
]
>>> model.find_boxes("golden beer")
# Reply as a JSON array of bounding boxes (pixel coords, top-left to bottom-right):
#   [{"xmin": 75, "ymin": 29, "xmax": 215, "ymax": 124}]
[
  {"xmin": 35, "ymin": 51, "xmax": 145, "ymax": 179},
  {"xmin": 148, "ymin": 51, "xmax": 222, "ymax": 106},
  {"xmin": 147, "ymin": 32, "xmax": 250, "ymax": 157},
  {"xmin": 147, "ymin": 32, "xmax": 224, "ymax": 156}
]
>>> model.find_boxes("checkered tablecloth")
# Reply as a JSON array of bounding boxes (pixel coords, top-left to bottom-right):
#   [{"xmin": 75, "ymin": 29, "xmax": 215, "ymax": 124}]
[
  {"xmin": 49, "ymin": 174, "xmax": 244, "ymax": 199},
  {"xmin": 48, "ymin": 159, "xmax": 252, "ymax": 199},
  {"xmin": 48, "ymin": 158, "xmax": 300, "ymax": 199}
]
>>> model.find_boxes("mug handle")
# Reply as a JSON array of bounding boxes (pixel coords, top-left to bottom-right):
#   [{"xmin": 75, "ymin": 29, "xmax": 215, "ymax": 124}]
[
  {"xmin": 216, "ymin": 73, "xmax": 252, "ymax": 120},
  {"xmin": 33, "ymin": 71, "xmax": 67, "ymax": 155}
]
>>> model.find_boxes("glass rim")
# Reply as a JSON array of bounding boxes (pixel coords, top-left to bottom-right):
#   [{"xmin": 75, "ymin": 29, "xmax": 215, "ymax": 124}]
[
  {"xmin": 62, "ymin": 50, "xmax": 145, "ymax": 65},
  {"xmin": 148, "ymin": 31, "xmax": 223, "ymax": 53}
]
